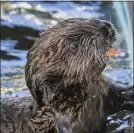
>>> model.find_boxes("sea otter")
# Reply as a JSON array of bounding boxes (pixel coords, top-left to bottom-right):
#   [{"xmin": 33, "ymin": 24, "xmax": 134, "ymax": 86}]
[{"xmin": 24, "ymin": 18, "xmax": 134, "ymax": 133}]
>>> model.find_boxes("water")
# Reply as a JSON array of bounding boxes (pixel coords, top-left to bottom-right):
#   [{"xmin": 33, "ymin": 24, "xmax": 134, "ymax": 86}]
[{"xmin": 1, "ymin": 1, "xmax": 133, "ymax": 132}]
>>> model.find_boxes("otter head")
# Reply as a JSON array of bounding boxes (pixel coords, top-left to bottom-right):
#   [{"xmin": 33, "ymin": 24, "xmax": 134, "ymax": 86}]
[
  {"xmin": 44, "ymin": 19, "xmax": 116, "ymax": 81},
  {"xmin": 27, "ymin": 18, "xmax": 117, "ymax": 83}
]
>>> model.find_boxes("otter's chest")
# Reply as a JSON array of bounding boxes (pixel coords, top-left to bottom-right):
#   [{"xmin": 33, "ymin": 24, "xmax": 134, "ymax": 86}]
[
  {"xmin": 51, "ymin": 85, "xmax": 88, "ymax": 111},
  {"xmin": 51, "ymin": 83, "xmax": 107, "ymax": 132},
  {"xmin": 51, "ymin": 83, "xmax": 105, "ymax": 115}
]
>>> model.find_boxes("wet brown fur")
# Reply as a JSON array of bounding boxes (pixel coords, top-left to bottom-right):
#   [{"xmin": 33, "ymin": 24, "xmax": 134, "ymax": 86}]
[{"xmin": 25, "ymin": 18, "xmax": 117, "ymax": 133}]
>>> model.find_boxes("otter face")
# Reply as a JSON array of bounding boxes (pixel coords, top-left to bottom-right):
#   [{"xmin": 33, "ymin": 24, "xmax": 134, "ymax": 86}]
[
  {"xmin": 66, "ymin": 19, "xmax": 116, "ymax": 55},
  {"xmin": 56, "ymin": 19, "xmax": 117, "ymax": 79},
  {"xmin": 26, "ymin": 18, "xmax": 117, "ymax": 82}
]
